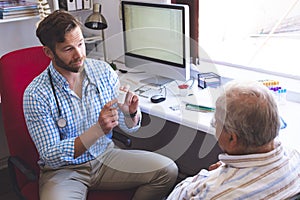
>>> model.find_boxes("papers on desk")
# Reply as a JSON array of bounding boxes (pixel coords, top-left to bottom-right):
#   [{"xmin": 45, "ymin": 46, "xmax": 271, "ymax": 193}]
[
  {"xmin": 182, "ymin": 87, "xmax": 222, "ymax": 112},
  {"xmin": 134, "ymin": 85, "xmax": 163, "ymax": 98}
]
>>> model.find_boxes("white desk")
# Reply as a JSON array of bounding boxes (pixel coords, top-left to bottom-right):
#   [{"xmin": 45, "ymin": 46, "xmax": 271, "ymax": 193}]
[
  {"xmin": 119, "ymin": 70, "xmax": 217, "ymax": 133},
  {"xmin": 115, "ymin": 65, "xmax": 300, "ymax": 177}
]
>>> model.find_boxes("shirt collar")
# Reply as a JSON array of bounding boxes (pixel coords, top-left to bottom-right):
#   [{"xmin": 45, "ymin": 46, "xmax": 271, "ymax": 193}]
[
  {"xmin": 48, "ymin": 63, "xmax": 69, "ymax": 90},
  {"xmin": 219, "ymin": 142, "xmax": 283, "ymax": 168}
]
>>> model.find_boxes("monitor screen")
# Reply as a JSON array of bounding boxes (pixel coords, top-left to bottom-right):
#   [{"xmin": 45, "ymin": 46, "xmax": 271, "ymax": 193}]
[{"xmin": 122, "ymin": 1, "xmax": 190, "ymax": 85}]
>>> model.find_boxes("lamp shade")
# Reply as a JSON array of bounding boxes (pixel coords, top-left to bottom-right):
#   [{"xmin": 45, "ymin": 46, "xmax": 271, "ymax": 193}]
[{"xmin": 84, "ymin": 3, "xmax": 108, "ymax": 30}]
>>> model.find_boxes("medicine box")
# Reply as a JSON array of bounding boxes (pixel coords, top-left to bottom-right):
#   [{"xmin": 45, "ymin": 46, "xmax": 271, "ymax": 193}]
[{"xmin": 198, "ymin": 72, "xmax": 221, "ymax": 89}]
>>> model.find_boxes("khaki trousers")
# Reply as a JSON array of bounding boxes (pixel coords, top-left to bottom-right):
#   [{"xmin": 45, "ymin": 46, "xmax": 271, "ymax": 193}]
[{"xmin": 39, "ymin": 143, "xmax": 178, "ymax": 200}]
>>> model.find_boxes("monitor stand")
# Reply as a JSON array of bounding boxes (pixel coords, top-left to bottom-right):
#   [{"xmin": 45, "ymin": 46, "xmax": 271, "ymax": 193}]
[{"xmin": 140, "ymin": 75, "xmax": 173, "ymax": 87}]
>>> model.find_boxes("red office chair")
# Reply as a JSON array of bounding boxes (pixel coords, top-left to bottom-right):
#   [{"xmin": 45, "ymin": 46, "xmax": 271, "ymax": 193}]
[{"xmin": 0, "ymin": 46, "xmax": 135, "ymax": 200}]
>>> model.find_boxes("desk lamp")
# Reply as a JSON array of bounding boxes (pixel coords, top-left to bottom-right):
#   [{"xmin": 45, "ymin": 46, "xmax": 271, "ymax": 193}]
[{"xmin": 84, "ymin": 3, "xmax": 108, "ymax": 61}]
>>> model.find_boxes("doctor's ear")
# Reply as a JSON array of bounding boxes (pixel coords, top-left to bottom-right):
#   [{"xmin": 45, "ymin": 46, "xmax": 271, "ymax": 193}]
[{"xmin": 43, "ymin": 46, "xmax": 54, "ymax": 59}]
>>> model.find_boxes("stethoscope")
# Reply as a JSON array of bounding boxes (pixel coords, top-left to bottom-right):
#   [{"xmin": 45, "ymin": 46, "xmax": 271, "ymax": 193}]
[{"xmin": 48, "ymin": 68, "xmax": 99, "ymax": 128}]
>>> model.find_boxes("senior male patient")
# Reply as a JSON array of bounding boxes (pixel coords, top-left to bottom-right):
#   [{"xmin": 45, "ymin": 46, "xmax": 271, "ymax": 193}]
[
  {"xmin": 23, "ymin": 10, "xmax": 178, "ymax": 200},
  {"xmin": 167, "ymin": 80, "xmax": 300, "ymax": 199}
]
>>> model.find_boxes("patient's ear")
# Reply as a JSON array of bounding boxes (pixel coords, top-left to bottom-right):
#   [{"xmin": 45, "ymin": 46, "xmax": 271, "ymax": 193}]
[
  {"xmin": 222, "ymin": 131, "xmax": 241, "ymax": 154},
  {"xmin": 228, "ymin": 133, "xmax": 239, "ymax": 149}
]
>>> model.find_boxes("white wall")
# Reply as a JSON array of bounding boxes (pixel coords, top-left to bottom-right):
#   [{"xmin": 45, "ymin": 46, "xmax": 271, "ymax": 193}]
[{"xmin": 0, "ymin": 17, "xmax": 40, "ymax": 57}]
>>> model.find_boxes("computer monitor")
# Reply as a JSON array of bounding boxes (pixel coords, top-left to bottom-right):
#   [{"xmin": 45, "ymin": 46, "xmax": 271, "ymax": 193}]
[{"xmin": 121, "ymin": 1, "xmax": 190, "ymax": 86}]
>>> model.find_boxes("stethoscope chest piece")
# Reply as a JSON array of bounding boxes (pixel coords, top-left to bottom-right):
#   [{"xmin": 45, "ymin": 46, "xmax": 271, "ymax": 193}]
[{"xmin": 57, "ymin": 117, "xmax": 67, "ymax": 128}]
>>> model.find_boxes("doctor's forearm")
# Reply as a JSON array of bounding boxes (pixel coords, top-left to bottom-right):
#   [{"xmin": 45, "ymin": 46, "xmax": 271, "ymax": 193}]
[{"xmin": 74, "ymin": 123, "xmax": 105, "ymax": 158}]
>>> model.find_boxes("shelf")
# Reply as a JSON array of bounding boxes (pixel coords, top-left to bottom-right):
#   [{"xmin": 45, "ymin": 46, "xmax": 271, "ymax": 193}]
[
  {"xmin": 84, "ymin": 35, "xmax": 103, "ymax": 44},
  {"xmin": 0, "ymin": 15, "xmax": 40, "ymax": 24}
]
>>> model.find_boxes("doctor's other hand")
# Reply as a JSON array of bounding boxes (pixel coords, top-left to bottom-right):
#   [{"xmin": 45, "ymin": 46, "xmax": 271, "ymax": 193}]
[{"xmin": 118, "ymin": 89, "xmax": 139, "ymax": 115}]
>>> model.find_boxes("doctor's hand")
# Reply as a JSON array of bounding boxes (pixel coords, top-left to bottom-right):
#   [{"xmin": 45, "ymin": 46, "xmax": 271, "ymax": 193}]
[
  {"xmin": 98, "ymin": 99, "xmax": 119, "ymax": 134},
  {"xmin": 118, "ymin": 90, "xmax": 139, "ymax": 116},
  {"xmin": 118, "ymin": 87, "xmax": 140, "ymax": 127}
]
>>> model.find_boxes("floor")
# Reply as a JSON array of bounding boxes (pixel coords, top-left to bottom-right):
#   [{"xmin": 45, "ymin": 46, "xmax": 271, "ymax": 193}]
[{"xmin": 0, "ymin": 167, "xmax": 19, "ymax": 200}]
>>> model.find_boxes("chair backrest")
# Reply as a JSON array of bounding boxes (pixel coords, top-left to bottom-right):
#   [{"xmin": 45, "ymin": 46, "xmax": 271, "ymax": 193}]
[{"xmin": 0, "ymin": 46, "xmax": 50, "ymax": 178}]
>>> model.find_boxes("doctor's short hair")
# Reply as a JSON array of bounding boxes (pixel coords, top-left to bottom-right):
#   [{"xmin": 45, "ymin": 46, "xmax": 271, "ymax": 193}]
[
  {"xmin": 36, "ymin": 10, "xmax": 82, "ymax": 52},
  {"xmin": 215, "ymin": 80, "xmax": 280, "ymax": 147}
]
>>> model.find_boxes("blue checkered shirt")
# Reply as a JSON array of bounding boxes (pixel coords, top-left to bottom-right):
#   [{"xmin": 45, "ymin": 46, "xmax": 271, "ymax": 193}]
[{"xmin": 23, "ymin": 58, "xmax": 140, "ymax": 169}]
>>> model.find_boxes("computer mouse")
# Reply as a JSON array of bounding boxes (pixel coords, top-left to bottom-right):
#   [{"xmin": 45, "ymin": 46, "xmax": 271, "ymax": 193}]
[{"xmin": 150, "ymin": 95, "xmax": 166, "ymax": 103}]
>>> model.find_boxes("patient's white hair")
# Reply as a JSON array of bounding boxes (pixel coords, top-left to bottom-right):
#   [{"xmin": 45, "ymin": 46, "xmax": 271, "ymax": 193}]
[{"xmin": 215, "ymin": 80, "xmax": 280, "ymax": 147}]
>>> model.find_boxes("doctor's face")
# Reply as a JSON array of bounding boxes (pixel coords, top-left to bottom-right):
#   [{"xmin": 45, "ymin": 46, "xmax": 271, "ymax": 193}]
[{"xmin": 52, "ymin": 26, "xmax": 86, "ymax": 73}]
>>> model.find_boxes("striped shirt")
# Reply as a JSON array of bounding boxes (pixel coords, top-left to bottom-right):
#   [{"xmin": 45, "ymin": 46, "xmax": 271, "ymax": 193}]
[
  {"xmin": 167, "ymin": 142, "xmax": 300, "ymax": 200},
  {"xmin": 23, "ymin": 58, "xmax": 140, "ymax": 169}
]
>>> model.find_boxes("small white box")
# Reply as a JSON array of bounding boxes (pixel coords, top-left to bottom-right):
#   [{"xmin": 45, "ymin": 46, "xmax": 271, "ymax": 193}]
[{"xmin": 117, "ymin": 90, "xmax": 127, "ymax": 104}]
